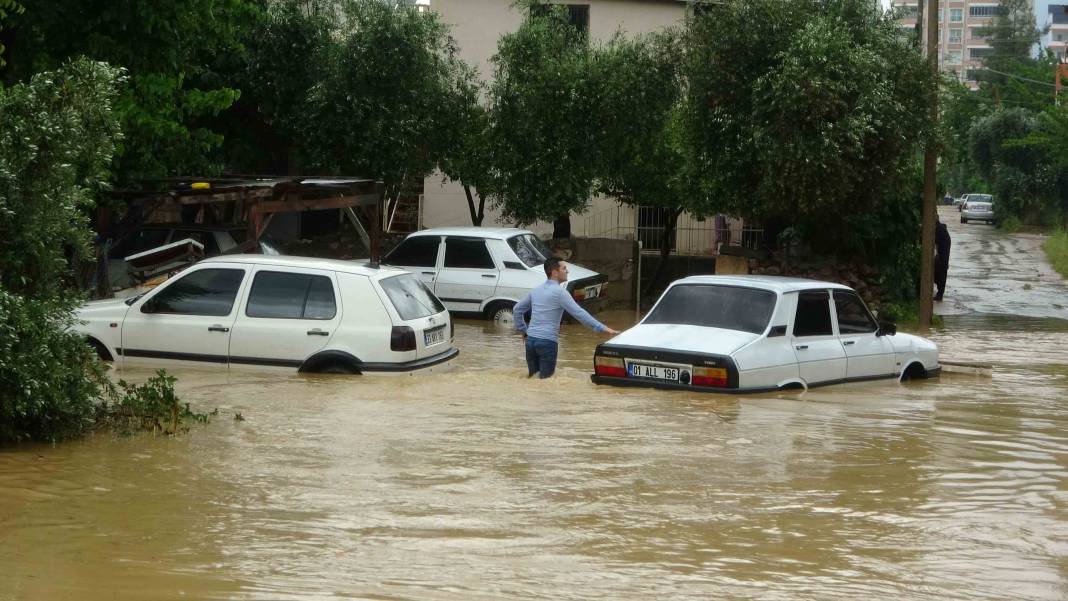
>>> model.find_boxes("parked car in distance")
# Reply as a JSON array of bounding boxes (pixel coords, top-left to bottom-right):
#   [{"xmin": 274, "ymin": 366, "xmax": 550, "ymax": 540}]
[
  {"xmin": 379, "ymin": 227, "xmax": 607, "ymax": 322},
  {"xmin": 960, "ymin": 194, "xmax": 995, "ymax": 224},
  {"xmin": 591, "ymin": 275, "xmax": 940, "ymax": 393},
  {"xmin": 76, "ymin": 255, "xmax": 458, "ymax": 375}
]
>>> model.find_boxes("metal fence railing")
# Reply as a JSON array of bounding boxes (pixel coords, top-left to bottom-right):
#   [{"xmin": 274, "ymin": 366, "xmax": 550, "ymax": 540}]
[{"xmin": 580, "ymin": 206, "xmax": 763, "ymax": 256}]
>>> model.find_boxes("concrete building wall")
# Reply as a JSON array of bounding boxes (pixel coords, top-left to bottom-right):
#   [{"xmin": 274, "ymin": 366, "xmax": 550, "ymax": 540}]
[{"xmin": 422, "ymin": 0, "xmax": 687, "ymax": 237}]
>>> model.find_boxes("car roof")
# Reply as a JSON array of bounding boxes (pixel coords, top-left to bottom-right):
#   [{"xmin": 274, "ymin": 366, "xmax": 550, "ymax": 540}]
[
  {"xmin": 669, "ymin": 275, "xmax": 853, "ymax": 293},
  {"xmin": 199, "ymin": 254, "xmax": 410, "ymax": 279},
  {"xmin": 406, "ymin": 226, "xmax": 530, "ymax": 240}
]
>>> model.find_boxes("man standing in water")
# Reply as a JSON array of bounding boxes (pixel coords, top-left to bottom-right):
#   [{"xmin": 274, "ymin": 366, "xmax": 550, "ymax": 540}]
[
  {"xmin": 934, "ymin": 215, "xmax": 951, "ymax": 301},
  {"xmin": 514, "ymin": 257, "xmax": 619, "ymax": 378}
]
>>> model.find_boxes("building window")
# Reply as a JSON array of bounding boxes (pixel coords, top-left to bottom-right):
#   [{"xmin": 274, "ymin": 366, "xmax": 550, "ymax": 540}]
[
  {"xmin": 946, "ymin": 50, "xmax": 962, "ymax": 65},
  {"xmin": 966, "ymin": 69, "xmax": 982, "ymax": 82},
  {"xmin": 970, "ymin": 47, "xmax": 993, "ymax": 59},
  {"xmin": 949, "ymin": 28, "xmax": 962, "ymax": 43},
  {"xmin": 969, "ymin": 6, "xmax": 1000, "ymax": 18},
  {"xmin": 970, "ymin": 27, "xmax": 986, "ymax": 39},
  {"xmin": 1056, "ymin": 33, "xmax": 1066, "ymax": 42},
  {"xmin": 530, "ymin": 3, "xmax": 590, "ymax": 34},
  {"xmin": 950, "ymin": 8, "xmax": 963, "ymax": 22}
]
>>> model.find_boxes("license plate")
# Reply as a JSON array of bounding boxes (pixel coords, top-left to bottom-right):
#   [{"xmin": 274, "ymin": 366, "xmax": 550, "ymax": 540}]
[
  {"xmin": 424, "ymin": 326, "xmax": 445, "ymax": 346},
  {"xmin": 628, "ymin": 362, "xmax": 680, "ymax": 381},
  {"xmin": 584, "ymin": 284, "xmax": 600, "ymax": 299}
]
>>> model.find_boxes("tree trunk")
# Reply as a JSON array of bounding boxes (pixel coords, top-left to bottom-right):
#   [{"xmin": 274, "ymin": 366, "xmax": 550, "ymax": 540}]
[
  {"xmin": 552, "ymin": 213, "xmax": 571, "ymax": 239},
  {"xmin": 463, "ymin": 184, "xmax": 485, "ymax": 226},
  {"xmin": 643, "ymin": 208, "xmax": 683, "ymax": 298}
]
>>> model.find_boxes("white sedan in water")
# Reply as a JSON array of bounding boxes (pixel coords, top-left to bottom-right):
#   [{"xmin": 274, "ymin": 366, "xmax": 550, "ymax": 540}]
[{"xmin": 592, "ymin": 276, "xmax": 940, "ymax": 393}]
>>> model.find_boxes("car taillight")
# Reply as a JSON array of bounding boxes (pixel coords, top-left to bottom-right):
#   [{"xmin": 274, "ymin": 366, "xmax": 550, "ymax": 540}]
[
  {"xmin": 572, "ymin": 288, "xmax": 586, "ymax": 302},
  {"xmin": 594, "ymin": 355, "xmax": 627, "ymax": 377},
  {"xmin": 390, "ymin": 326, "xmax": 416, "ymax": 351},
  {"xmin": 692, "ymin": 366, "xmax": 728, "ymax": 387}
]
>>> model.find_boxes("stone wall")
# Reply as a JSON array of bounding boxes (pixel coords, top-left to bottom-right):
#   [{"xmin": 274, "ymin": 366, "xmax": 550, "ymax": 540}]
[
  {"xmin": 747, "ymin": 256, "xmax": 886, "ymax": 309},
  {"xmin": 547, "ymin": 238, "xmax": 637, "ymax": 309}
]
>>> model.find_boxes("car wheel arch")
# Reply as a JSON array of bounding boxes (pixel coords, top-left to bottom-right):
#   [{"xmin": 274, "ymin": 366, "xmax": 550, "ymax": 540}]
[
  {"xmin": 86, "ymin": 336, "xmax": 114, "ymax": 362},
  {"xmin": 777, "ymin": 379, "xmax": 807, "ymax": 392},
  {"xmin": 900, "ymin": 361, "xmax": 928, "ymax": 381},
  {"xmin": 300, "ymin": 350, "xmax": 363, "ymax": 374},
  {"xmin": 483, "ymin": 299, "xmax": 517, "ymax": 321}
]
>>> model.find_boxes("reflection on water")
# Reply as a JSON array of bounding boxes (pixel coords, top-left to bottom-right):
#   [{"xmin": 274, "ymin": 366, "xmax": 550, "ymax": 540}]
[{"xmin": 2, "ymin": 311, "xmax": 1068, "ymax": 600}]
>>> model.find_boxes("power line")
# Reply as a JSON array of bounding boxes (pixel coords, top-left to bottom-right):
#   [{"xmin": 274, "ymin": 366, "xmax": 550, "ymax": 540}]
[{"xmin": 974, "ymin": 66, "xmax": 1058, "ymax": 87}]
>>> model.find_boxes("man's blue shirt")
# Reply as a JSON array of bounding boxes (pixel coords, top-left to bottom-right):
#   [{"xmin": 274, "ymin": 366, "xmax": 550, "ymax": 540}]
[{"xmin": 514, "ymin": 279, "xmax": 606, "ymax": 342}]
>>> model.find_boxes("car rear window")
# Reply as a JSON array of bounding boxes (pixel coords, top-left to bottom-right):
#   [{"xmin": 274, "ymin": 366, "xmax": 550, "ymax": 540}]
[
  {"xmin": 380, "ymin": 274, "xmax": 445, "ymax": 320},
  {"xmin": 643, "ymin": 284, "xmax": 776, "ymax": 334},
  {"xmin": 507, "ymin": 234, "xmax": 550, "ymax": 268}
]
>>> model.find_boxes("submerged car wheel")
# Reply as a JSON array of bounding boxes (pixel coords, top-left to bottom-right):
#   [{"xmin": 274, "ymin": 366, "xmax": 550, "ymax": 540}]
[
  {"xmin": 321, "ymin": 363, "xmax": 357, "ymax": 375},
  {"xmin": 87, "ymin": 338, "xmax": 113, "ymax": 362},
  {"xmin": 961, "ymin": 217, "xmax": 968, "ymax": 224},
  {"xmin": 486, "ymin": 301, "xmax": 516, "ymax": 324}
]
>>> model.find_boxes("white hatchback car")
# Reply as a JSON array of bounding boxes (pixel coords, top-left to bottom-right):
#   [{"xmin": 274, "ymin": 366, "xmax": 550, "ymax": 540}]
[
  {"xmin": 381, "ymin": 227, "xmax": 607, "ymax": 321},
  {"xmin": 592, "ymin": 276, "xmax": 940, "ymax": 393},
  {"xmin": 75, "ymin": 255, "xmax": 458, "ymax": 374}
]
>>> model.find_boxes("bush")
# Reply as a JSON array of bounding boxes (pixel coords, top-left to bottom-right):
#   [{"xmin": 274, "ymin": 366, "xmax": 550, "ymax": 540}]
[
  {"xmin": 96, "ymin": 369, "xmax": 214, "ymax": 436},
  {"xmin": 0, "ymin": 291, "xmax": 106, "ymax": 444}
]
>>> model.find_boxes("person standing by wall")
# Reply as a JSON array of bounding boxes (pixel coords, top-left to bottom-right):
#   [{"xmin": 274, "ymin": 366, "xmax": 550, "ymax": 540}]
[
  {"xmin": 934, "ymin": 215, "xmax": 951, "ymax": 301},
  {"xmin": 515, "ymin": 257, "xmax": 619, "ymax": 378}
]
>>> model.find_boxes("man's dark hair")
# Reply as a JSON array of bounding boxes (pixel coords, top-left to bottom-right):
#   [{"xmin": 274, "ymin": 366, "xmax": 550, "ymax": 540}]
[{"xmin": 544, "ymin": 256, "xmax": 563, "ymax": 277}]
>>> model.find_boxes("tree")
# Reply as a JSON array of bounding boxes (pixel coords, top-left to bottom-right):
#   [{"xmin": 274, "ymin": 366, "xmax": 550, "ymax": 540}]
[
  {"xmin": 591, "ymin": 31, "xmax": 693, "ymax": 291},
  {"xmin": 1, "ymin": 0, "xmax": 255, "ymax": 181},
  {"xmin": 681, "ymin": 0, "xmax": 932, "ymax": 286},
  {"xmin": 0, "ymin": 58, "xmax": 123, "ymax": 443},
  {"xmin": 969, "ymin": 108, "xmax": 1060, "ymax": 222},
  {"xmin": 231, "ymin": 0, "xmax": 333, "ymax": 174},
  {"xmin": 488, "ymin": 1, "xmax": 596, "ymax": 238},
  {"xmin": 305, "ymin": 0, "xmax": 474, "ymax": 256}
]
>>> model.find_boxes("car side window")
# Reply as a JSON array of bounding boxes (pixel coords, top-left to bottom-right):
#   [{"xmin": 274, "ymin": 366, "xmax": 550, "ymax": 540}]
[
  {"xmin": 793, "ymin": 290, "xmax": 833, "ymax": 337},
  {"xmin": 833, "ymin": 291, "xmax": 877, "ymax": 334},
  {"xmin": 148, "ymin": 268, "xmax": 245, "ymax": 316},
  {"xmin": 245, "ymin": 271, "xmax": 337, "ymax": 320},
  {"xmin": 444, "ymin": 237, "xmax": 495, "ymax": 269},
  {"xmin": 385, "ymin": 237, "xmax": 440, "ymax": 267}
]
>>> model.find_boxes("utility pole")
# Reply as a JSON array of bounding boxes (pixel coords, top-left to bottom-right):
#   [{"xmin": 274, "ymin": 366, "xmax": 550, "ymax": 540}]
[{"xmin": 919, "ymin": 0, "xmax": 938, "ymax": 329}]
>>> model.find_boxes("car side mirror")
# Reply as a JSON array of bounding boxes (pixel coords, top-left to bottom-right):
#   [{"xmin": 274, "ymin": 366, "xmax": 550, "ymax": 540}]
[{"xmin": 876, "ymin": 321, "xmax": 897, "ymax": 337}]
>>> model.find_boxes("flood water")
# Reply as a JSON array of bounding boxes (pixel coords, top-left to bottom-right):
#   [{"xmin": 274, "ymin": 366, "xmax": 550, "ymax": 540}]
[{"xmin": 3, "ymin": 212, "xmax": 1068, "ymax": 600}]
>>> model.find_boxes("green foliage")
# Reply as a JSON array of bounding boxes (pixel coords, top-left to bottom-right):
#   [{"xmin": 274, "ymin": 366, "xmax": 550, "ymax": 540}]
[
  {"xmin": 1, "ymin": 0, "xmax": 256, "ymax": 181},
  {"xmin": 0, "ymin": 291, "xmax": 106, "ymax": 444},
  {"xmin": 97, "ymin": 370, "xmax": 214, "ymax": 436},
  {"xmin": 0, "ymin": 58, "xmax": 123, "ymax": 445},
  {"xmin": 683, "ymin": 0, "xmax": 932, "ymax": 221},
  {"xmin": 0, "ymin": 0, "xmax": 24, "ymax": 67},
  {"xmin": 682, "ymin": 0, "xmax": 931, "ymax": 299},
  {"xmin": 305, "ymin": 0, "xmax": 473, "ymax": 196},
  {"xmin": 592, "ymin": 31, "xmax": 690, "ymax": 212},
  {"xmin": 487, "ymin": 1, "xmax": 597, "ymax": 228},
  {"xmin": 1044, "ymin": 229, "xmax": 1068, "ymax": 279},
  {"xmin": 0, "ymin": 58, "xmax": 123, "ymax": 299}
]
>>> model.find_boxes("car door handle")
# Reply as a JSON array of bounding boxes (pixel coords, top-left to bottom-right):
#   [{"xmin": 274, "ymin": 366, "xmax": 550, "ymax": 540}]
[
  {"xmin": 307, "ymin": 329, "xmax": 329, "ymax": 336},
  {"xmin": 481, "ymin": 274, "xmax": 497, "ymax": 278},
  {"xmin": 795, "ymin": 345, "xmax": 808, "ymax": 350},
  {"xmin": 421, "ymin": 271, "xmax": 435, "ymax": 276},
  {"xmin": 208, "ymin": 325, "xmax": 230, "ymax": 333},
  {"xmin": 843, "ymin": 341, "xmax": 856, "ymax": 346}
]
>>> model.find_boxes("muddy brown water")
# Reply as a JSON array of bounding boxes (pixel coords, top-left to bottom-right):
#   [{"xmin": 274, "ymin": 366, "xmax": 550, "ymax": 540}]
[{"xmin": 4, "ymin": 212, "xmax": 1068, "ymax": 599}]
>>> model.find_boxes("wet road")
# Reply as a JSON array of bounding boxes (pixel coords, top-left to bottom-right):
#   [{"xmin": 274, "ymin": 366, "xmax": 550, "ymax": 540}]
[
  {"xmin": 1, "ymin": 218, "xmax": 1068, "ymax": 600},
  {"xmin": 935, "ymin": 205, "xmax": 1068, "ymax": 320}
]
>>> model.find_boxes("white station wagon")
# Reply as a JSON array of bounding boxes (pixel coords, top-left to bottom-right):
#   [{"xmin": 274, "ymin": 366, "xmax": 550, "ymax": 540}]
[
  {"xmin": 75, "ymin": 255, "xmax": 458, "ymax": 375},
  {"xmin": 592, "ymin": 276, "xmax": 940, "ymax": 393},
  {"xmin": 380, "ymin": 227, "xmax": 607, "ymax": 321}
]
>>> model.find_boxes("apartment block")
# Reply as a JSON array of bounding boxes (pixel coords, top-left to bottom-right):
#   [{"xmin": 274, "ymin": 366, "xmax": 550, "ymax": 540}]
[
  {"xmin": 890, "ymin": 0, "xmax": 1016, "ymax": 89},
  {"xmin": 1042, "ymin": 3, "xmax": 1068, "ymax": 59}
]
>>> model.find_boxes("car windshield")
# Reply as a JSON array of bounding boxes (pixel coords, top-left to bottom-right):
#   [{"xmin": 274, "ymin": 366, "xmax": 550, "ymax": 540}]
[
  {"xmin": 379, "ymin": 274, "xmax": 445, "ymax": 321},
  {"xmin": 643, "ymin": 284, "xmax": 777, "ymax": 334},
  {"xmin": 507, "ymin": 234, "xmax": 551, "ymax": 268}
]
